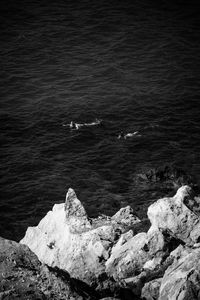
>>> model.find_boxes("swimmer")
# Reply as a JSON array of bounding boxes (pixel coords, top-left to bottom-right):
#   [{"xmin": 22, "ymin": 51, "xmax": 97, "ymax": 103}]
[
  {"xmin": 93, "ymin": 118, "xmax": 102, "ymax": 125},
  {"xmin": 66, "ymin": 118, "xmax": 102, "ymax": 130},
  {"xmin": 62, "ymin": 121, "xmax": 75, "ymax": 128},
  {"xmin": 85, "ymin": 118, "xmax": 102, "ymax": 126},
  {"xmin": 118, "ymin": 131, "xmax": 141, "ymax": 139},
  {"xmin": 117, "ymin": 132, "xmax": 125, "ymax": 139},
  {"xmin": 69, "ymin": 121, "xmax": 76, "ymax": 129},
  {"xmin": 124, "ymin": 131, "xmax": 140, "ymax": 139},
  {"xmin": 75, "ymin": 123, "xmax": 81, "ymax": 130}
]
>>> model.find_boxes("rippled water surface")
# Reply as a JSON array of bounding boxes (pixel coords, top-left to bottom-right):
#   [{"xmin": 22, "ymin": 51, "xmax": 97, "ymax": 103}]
[{"xmin": 1, "ymin": 0, "xmax": 200, "ymax": 240}]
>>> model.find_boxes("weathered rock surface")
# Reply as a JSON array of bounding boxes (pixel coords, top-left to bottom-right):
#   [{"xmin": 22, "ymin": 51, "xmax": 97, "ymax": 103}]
[
  {"xmin": 65, "ymin": 188, "xmax": 92, "ymax": 233},
  {"xmin": 141, "ymin": 278, "xmax": 162, "ymax": 300},
  {"xmin": 0, "ymin": 237, "xmax": 91, "ymax": 299},
  {"xmin": 111, "ymin": 206, "xmax": 140, "ymax": 228},
  {"xmin": 105, "ymin": 231, "xmax": 148, "ymax": 280},
  {"xmin": 20, "ymin": 188, "xmax": 140, "ymax": 285},
  {"xmin": 147, "ymin": 185, "xmax": 200, "ymax": 245},
  {"xmin": 105, "ymin": 185, "xmax": 200, "ymax": 298},
  {"xmin": 18, "ymin": 185, "xmax": 200, "ymax": 299},
  {"xmin": 159, "ymin": 247, "xmax": 200, "ymax": 300}
]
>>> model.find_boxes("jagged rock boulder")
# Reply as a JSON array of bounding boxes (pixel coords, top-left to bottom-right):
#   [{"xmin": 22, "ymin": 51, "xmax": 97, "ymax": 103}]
[
  {"xmin": 105, "ymin": 232, "xmax": 148, "ymax": 281},
  {"xmin": 20, "ymin": 189, "xmax": 140, "ymax": 285},
  {"xmin": 111, "ymin": 206, "xmax": 140, "ymax": 228},
  {"xmin": 0, "ymin": 237, "xmax": 90, "ymax": 299},
  {"xmin": 141, "ymin": 278, "xmax": 162, "ymax": 300},
  {"xmin": 105, "ymin": 226, "xmax": 176, "ymax": 283},
  {"xmin": 105, "ymin": 186, "xmax": 200, "ymax": 297},
  {"xmin": 147, "ymin": 185, "xmax": 200, "ymax": 245},
  {"xmin": 121, "ymin": 243, "xmax": 200, "ymax": 299},
  {"xmin": 159, "ymin": 246, "xmax": 200, "ymax": 300}
]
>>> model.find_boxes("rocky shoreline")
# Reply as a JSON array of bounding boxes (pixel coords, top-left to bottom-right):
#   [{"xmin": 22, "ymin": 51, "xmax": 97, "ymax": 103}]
[{"xmin": 1, "ymin": 185, "xmax": 200, "ymax": 299}]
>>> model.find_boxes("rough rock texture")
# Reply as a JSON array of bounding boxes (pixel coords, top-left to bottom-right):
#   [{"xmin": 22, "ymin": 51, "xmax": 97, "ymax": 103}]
[
  {"xmin": 111, "ymin": 206, "xmax": 140, "ymax": 228},
  {"xmin": 105, "ymin": 225, "xmax": 179, "ymax": 284},
  {"xmin": 65, "ymin": 188, "xmax": 92, "ymax": 233},
  {"xmin": 19, "ymin": 185, "xmax": 200, "ymax": 299},
  {"xmin": 105, "ymin": 185, "xmax": 200, "ymax": 298},
  {"xmin": 141, "ymin": 278, "xmax": 162, "ymax": 300},
  {"xmin": 147, "ymin": 185, "xmax": 200, "ymax": 245},
  {"xmin": 0, "ymin": 237, "xmax": 91, "ymax": 299},
  {"xmin": 20, "ymin": 189, "xmax": 140, "ymax": 285},
  {"xmin": 105, "ymin": 232, "xmax": 148, "ymax": 280},
  {"xmin": 159, "ymin": 247, "xmax": 200, "ymax": 300}
]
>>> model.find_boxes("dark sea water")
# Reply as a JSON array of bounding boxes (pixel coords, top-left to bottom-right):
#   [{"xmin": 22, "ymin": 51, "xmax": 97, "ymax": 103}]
[{"xmin": 1, "ymin": 0, "xmax": 200, "ymax": 241}]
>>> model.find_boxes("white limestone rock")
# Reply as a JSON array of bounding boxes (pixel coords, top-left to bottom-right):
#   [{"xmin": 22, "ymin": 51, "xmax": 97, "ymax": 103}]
[
  {"xmin": 105, "ymin": 186, "xmax": 200, "ymax": 295},
  {"xmin": 159, "ymin": 246, "xmax": 200, "ymax": 300},
  {"xmin": 111, "ymin": 206, "xmax": 140, "ymax": 227},
  {"xmin": 147, "ymin": 226, "xmax": 165, "ymax": 255},
  {"xmin": 106, "ymin": 227, "xmax": 166, "ymax": 283},
  {"xmin": 141, "ymin": 278, "xmax": 162, "ymax": 300},
  {"xmin": 64, "ymin": 188, "xmax": 92, "ymax": 233},
  {"xmin": 20, "ymin": 188, "xmax": 140, "ymax": 285},
  {"xmin": 20, "ymin": 185, "xmax": 200, "ymax": 296},
  {"xmin": 105, "ymin": 232, "xmax": 148, "ymax": 280},
  {"xmin": 147, "ymin": 185, "xmax": 200, "ymax": 245}
]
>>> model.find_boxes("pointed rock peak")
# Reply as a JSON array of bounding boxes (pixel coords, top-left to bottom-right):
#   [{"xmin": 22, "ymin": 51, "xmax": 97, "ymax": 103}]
[
  {"xmin": 174, "ymin": 185, "xmax": 194, "ymax": 204},
  {"xmin": 111, "ymin": 206, "xmax": 140, "ymax": 227},
  {"xmin": 66, "ymin": 188, "xmax": 77, "ymax": 202},
  {"xmin": 65, "ymin": 188, "xmax": 88, "ymax": 219}
]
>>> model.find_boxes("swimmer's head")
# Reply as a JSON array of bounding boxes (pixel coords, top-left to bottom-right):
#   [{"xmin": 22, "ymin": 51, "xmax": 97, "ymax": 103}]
[{"xmin": 118, "ymin": 132, "xmax": 124, "ymax": 139}]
